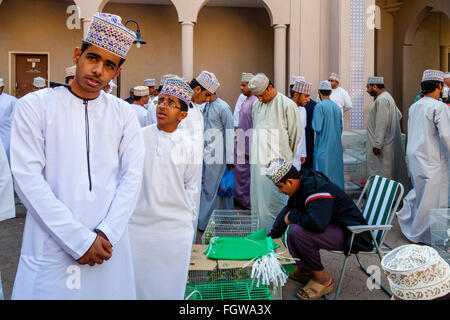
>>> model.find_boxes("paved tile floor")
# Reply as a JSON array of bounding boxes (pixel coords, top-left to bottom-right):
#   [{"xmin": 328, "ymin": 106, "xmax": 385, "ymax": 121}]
[{"xmin": 1, "ymin": 203, "xmax": 412, "ymax": 300}]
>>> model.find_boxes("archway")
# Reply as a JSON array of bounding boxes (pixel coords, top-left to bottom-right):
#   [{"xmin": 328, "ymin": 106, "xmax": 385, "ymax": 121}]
[
  {"xmin": 402, "ymin": 5, "xmax": 449, "ymax": 128},
  {"xmin": 193, "ymin": 0, "xmax": 275, "ymax": 107}
]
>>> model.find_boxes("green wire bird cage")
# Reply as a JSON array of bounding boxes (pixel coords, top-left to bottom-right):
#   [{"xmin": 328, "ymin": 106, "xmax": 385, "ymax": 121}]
[{"xmin": 187, "ymin": 210, "xmax": 289, "ymax": 300}]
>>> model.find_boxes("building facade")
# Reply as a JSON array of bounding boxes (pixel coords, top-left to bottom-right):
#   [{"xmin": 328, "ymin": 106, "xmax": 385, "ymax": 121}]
[
  {"xmin": 376, "ymin": 0, "xmax": 449, "ymax": 130},
  {"xmin": 1, "ymin": 0, "xmax": 379, "ymax": 130}
]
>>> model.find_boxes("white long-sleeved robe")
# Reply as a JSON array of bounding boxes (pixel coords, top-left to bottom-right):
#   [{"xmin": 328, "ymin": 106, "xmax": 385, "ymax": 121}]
[
  {"xmin": 178, "ymin": 103, "xmax": 204, "ymax": 241},
  {"xmin": 316, "ymin": 86, "xmax": 352, "ymax": 126},
  {"xmin": 0, "ymin": 139, "xmax": 14, "ymax": 221},
  {"xmin": 397, "ymin": 96, "xmax": 450, "ymax": 245},
  {"xmin": 366, "ymin": 91, "xmax": 409, "ymax": 189},
  {"xmin": 10, "ymin": 87, "xmax": 144, "ymax": 299},
  {"xmin": 251, "ymin": 93, "xmax": 302, "ymax": 233},
  {"xmin": 146, "ymin": 100, "xmax": 157, "ymax": 126},
  {"xmin": 132, "ymin": 103, "xmax": 150, "ymax": 127},
  {"xmin": 0, "ymin": 92, "xmax": 17, "ymax": 162},
  {"xmin": 128, "ymin": 125, "xmax": 200, "ymax": 299},
  {"xmin": 198, "ymin": 98, "xmax": 235, "ymax": 231},
  {"xmin": 293, "ymin": 105, "xmax": 307, "ymax": 171},
  {"xmin": 233, "ymin": 93, "xmax": 246, "ymax": 128}
]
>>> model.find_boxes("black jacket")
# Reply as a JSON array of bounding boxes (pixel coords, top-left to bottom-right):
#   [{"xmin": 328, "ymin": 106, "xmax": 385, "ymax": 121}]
[{"xmin": 269, "ymin": 168, "xmax": 373, "ymax": 255}]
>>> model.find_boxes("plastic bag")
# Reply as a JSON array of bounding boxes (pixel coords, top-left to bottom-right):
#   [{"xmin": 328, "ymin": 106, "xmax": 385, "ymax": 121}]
[{"xmin": 217, "ymin": 169, "xmax": 235, "ymax": 198}]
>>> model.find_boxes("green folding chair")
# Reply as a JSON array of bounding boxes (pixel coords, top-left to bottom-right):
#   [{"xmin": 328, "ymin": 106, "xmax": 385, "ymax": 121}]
[{"xmin": 331, "ymin": 175, "xmax": 404, "ymax": 300}]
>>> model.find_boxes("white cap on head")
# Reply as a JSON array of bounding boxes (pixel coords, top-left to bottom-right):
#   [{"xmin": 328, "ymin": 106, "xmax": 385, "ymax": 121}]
[
  {"xmin": 248, "ymin": 73, "xmax": 270, "ymax": 95},
  {"xmin": 33, "ymin": 77, "xmax": 47, "ymax": 88},
  {"xmin": 241, "ymin": 72, "xmax": 255, "ymax": 83},
  {"xmin": 65, "ymin": 65, "xmax": 76, "ymax": 78},
  {"xmin": 195, "ymin": 71, "xmax": 220, "ymax": 94},
  {"xmin": 318, "ymin": 80, "xmax": 332, "ymax": 91},
  {"xmin": 293, "ymin": 80, "xmax": 313, "ymax": 95},
  {"xmin": 290, "ymin": 75, "xmax": 305, "ymax": 86},
  {"xmin": 144, "ymin": 78, "xmax": 156, "ymax": 87},
  {"xmin": 329, "ymin": 73, "xmax": 340, "ymax": 82},
  {"xmin": 422, "ymin": 70, "xmax": 444, "ymax": 83},
  {"xmin": 367, "ymin": 76, "xmax": 384, "ymax": 85},
  {"xmin": 0, "ymin": 78, "xmax": 4, "ymax": 87},
  {"xmin": 133, "ymin": 85, "xmax": 150, "ymax": 97}
]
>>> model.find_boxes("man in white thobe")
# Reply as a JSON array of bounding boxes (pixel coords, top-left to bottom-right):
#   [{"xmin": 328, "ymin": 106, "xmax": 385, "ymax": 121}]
[
  {"xmin": 10, "ymin": 13, "xmax": 144, "ymax": 300},
  {"xmin": 144, "ymin": 78, "xmax": 157, "ymax": 125},
  {"xmin": 196, "ymin": 71, "xmax": 235, "ymax": 231},
  {"xmin": 0, "ymin": 78, "xmax": 17, "ymax": 162},
  {"xmin": 290, "ymin": 79, "xmax": 311, "ymax": 171},
  {"xmin": 317, "ymin": 73, "xmax": 352, "ymax": 127},
  {"xmin": 249, "ymin": 73, "xmax": 302, "ymax": 233},
  {"xmin": 129, "ymin": 78, "xmax": 200, "ymax": 299},
  {"xmin": 233, "ymin": 93, "xmax": 246, "ymax": 130},
  {"xmin": 31, "ymin": 77, "xmax": 47, "ymax": 92},
  {"xmin": 132, "ymin": 86, "xmax": 151, "ymax": 127},
  {"xmin": 365, "ymin": 76, "xmax": 409, "ymax": 190},
  {"xmin": 443, "ymin": 72, "xmax": 449, "ymax": 104},
  {"xmin": 397, "ymin": 70, "xmax": 450, "ymax": 245}
]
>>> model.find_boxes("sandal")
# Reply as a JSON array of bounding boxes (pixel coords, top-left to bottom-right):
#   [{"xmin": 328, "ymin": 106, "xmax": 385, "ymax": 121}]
[
  {"xmin": 288, "ymin": 267, "xmax": 312, "ymax": 283},
  {"xmin": 296, "ymin": 279, "xmax": 333, "ymax": 300}
]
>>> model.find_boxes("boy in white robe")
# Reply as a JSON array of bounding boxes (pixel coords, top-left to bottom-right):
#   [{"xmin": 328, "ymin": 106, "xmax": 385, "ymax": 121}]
[
  {"xmin": 129, "ymin": 77, "xmax": 200, "ymax": 300},
  {"xmin": 10, "ymin": 13, "xmax": 144, "ymax": 300}
]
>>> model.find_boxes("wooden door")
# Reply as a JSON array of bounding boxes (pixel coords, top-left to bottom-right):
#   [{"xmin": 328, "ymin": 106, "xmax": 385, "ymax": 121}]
[{"xmin": 15, "ymin": 54, "xmax": 48, "ymax": 98}]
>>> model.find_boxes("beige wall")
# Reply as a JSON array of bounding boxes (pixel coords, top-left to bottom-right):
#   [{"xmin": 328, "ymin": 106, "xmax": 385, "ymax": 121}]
[
  {"xmin": 0, "ymin": 0, "xmax": 274, "ymax": 107},
  {"xmin": 103, "ymin": 3, "xmax": 182, "ymax": 98},
  {"xmin": 193, "ymin": 6, "xmax": 273, "ymax": 107},
  {"xmin": 376, "ymin": 8, "xmax": 394, "ymax": 93},
  {"xmin": 0, "ymin": 0, "xmax": 82, "ymax": 95}
]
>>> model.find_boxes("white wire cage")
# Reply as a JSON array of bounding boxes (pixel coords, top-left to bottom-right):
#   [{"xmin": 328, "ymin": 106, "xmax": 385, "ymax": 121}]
[
  {"xmin": 430, "ymin": 208, "xmax": 450, "ymax": 263},
  {"xmin": 188, "ymin": 210, "xmax": 283, "ymax": 300},
  {"xmin": 201, "ymin": 210, "xmax": 259, "ymax": 244}
]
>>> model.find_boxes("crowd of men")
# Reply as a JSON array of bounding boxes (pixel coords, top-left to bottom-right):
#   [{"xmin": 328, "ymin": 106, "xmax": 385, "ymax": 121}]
[{"xmin": 0, "ymin": 12, "xmax": 449, "ymax": 300}]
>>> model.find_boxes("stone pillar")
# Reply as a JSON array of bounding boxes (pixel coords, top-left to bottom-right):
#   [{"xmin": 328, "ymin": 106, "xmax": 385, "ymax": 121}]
[
  {"xmin": 181, "ymin": 22, "xmax": 195, "ymax": 81},
  {"xmin": 441, "ymin": 46, "xmax": 449, "ymax": 72},
  {"xmin": 273, "ymin": 24, "xmax": 287, "ymax": 94}
]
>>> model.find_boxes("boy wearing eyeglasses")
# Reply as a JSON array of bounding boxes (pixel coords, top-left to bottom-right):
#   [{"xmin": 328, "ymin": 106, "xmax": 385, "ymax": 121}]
[{"xmin": 128, "ymin": 77, "xmax": 201, "ymax": 300}]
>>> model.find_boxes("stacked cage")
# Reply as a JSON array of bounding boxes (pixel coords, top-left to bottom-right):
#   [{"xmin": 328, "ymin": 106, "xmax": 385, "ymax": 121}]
[
  {"xmin": 201, "ymin": 210, "xmax": 259, "ymax": 244},
  {"xmin": 185, "ymin": 210, "xmax": 279, "ymax": 300},
  {"xmin": 430, "ymin": 208, "xmax": 450, "ymax": 263},
  {"xmin": 343, "ymin": 131, "xmax": 367, "ymax": 191}
]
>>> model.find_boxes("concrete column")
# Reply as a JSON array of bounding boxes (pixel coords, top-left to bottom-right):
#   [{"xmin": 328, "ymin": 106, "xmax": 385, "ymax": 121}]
[
  {"xmin": 274, "ymin": 24, "xmax": 287, "ymax": 94},
  {"xmin": 441, "ymin": 46, "xmax": 449, "ymax": 72},
  {"xmin": 289, "ymin": 0, "xmax": 301, "ymax": 81},
  {"xmin": 181, "ymin": 22, "xmax": 194, "ymax": 81}
]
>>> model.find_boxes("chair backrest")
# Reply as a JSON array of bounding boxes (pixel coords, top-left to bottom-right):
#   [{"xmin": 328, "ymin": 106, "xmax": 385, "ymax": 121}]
[{"xmin": 359, "ymin": 175, "xmax": 404, "ymax": 246}]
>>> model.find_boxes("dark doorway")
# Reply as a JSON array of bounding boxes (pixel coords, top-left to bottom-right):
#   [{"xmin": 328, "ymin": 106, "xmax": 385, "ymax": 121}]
[{"xmin": 15, "ymin": 54, "xmax": 48, "ymax": 98}]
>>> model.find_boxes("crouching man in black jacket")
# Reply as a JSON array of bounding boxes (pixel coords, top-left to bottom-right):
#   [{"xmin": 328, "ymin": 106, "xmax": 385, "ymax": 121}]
[{"xmin": 265, "ymin": 158, "xmax": 373, "ymax": 300}]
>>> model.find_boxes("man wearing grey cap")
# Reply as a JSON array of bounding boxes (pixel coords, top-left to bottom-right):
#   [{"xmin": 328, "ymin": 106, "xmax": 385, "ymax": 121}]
[
  {"xmin": 312, "ymin": 80, "xmax": 344, "ymax": 190},
  {"xmin": 443, "ymin": 72, "xmax": 450, "ymax": 104},
  {"xmin": 365, "ymin": 76, "xmax": 409, "ymax": 190},
  {"xmin": 248, "ymin": 73, "xmax": 302, "ymax": 233}
]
